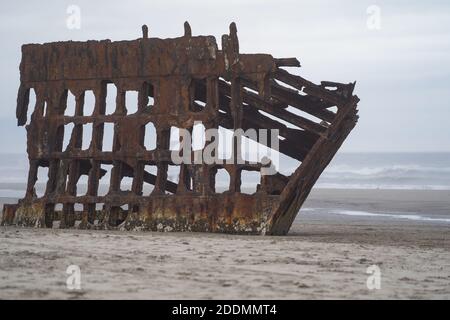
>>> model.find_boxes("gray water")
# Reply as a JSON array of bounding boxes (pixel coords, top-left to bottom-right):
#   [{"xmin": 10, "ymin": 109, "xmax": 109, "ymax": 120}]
[
  {"xmin": 1, "ymin": 152, "xmax": 450, "ymax": 198},
  {"xmin": 316, "ymin": 152, "xmax": 450, "ymax": 190}
]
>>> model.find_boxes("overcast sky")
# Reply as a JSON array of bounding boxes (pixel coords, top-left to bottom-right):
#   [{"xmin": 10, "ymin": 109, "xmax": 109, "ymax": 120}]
[{"xmin": 0, "ymin": 0, "xmax": 449, "ymax": 153}]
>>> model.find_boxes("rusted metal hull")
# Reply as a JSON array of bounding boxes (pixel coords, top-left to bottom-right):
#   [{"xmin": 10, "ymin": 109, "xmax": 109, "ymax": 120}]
[
  {"xmin": 10, "ymin": 193, "xmax": 279, "ymax": 234},
  {"xmin": 1, "ymin": 22, "xmax": 359, "ymax": 235}
]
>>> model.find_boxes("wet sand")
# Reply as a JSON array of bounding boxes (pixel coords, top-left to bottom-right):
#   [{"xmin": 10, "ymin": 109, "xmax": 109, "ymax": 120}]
[{"xmin": 0, "ymin": 189, "xmax": 449, "ymax": 299}]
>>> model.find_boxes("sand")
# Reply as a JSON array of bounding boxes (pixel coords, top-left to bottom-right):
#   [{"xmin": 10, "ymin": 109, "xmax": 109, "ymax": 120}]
[{"xmin": 0, "ymin": 189, "xmax": 449, "ymax": 299}]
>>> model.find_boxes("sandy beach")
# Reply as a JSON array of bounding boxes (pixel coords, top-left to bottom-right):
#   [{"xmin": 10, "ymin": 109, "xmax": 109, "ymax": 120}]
[{"xmin": 0, "ymin": 188, "xmax": 449, "ymax": 299}]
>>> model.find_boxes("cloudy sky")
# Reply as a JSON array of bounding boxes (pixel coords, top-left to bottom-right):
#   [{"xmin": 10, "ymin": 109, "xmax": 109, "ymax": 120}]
[{"xmin": 0, "ymin": 0, "xmax": 449, "ymax": 153}]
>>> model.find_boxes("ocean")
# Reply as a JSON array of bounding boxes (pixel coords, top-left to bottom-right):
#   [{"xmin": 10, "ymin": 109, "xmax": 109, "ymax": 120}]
[
  {"xmin": 316, "ymin": 152, "xmax": 450, "ymax": 190},
  {"xmin": 0, "ymin": 152, "xmax": 450, "ymax": 199}
]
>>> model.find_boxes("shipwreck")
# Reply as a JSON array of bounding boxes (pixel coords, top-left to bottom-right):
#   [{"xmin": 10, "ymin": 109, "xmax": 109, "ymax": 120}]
[{"xmin": 1, "ymin": 23, "xmax": 359, "ymax": 235}]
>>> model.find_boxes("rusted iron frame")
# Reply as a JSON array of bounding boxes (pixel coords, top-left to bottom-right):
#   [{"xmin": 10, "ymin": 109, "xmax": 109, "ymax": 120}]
[{"xmin": 2, "ymin": 22, "xmax": 359, "ymax": 235}]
